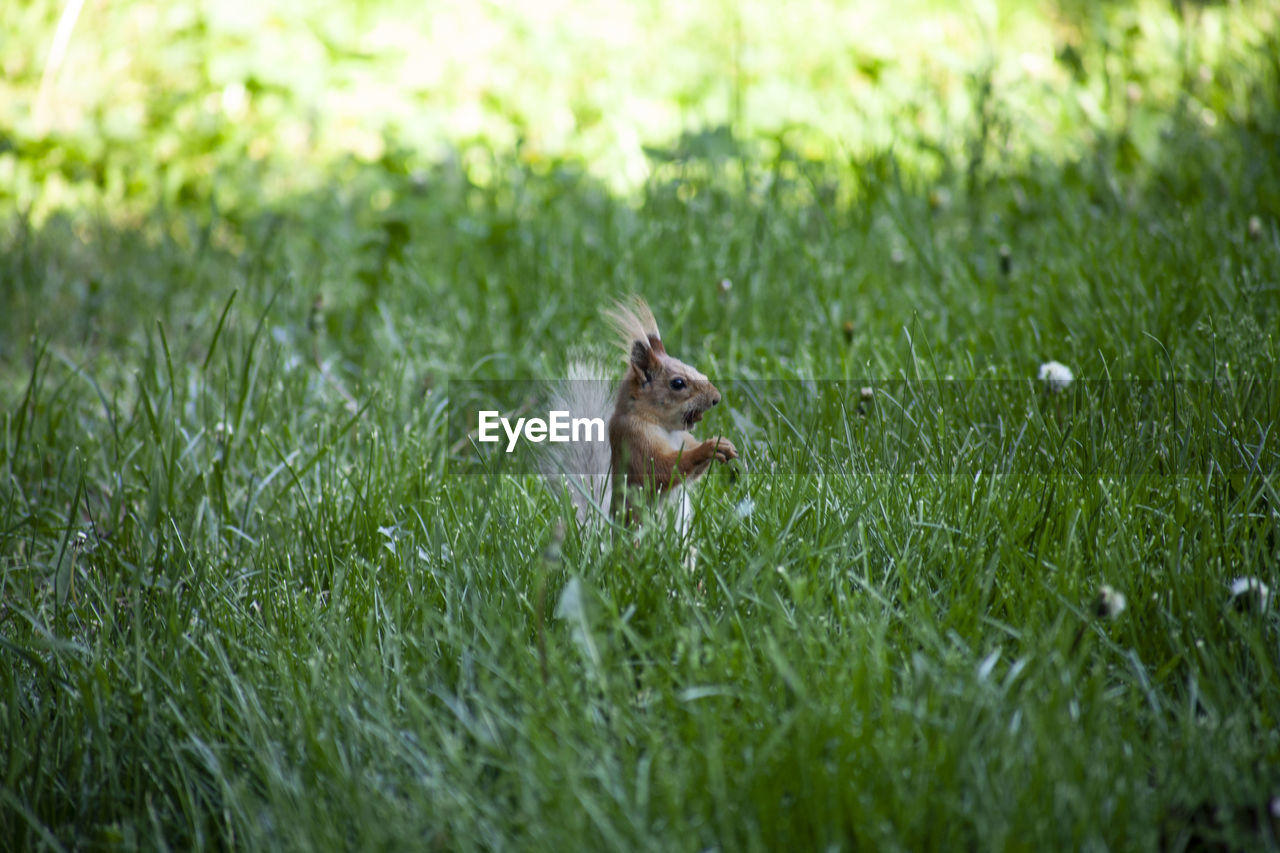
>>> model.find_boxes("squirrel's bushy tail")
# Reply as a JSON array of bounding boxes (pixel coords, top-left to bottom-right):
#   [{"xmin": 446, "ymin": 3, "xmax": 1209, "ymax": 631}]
[{"xmin": 541, "ymin": 357, "xmax": 615, "ymax": 525}]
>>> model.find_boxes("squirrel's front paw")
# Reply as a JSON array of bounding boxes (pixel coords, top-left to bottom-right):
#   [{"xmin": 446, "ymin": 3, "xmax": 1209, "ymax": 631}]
[{"xmin": 708, "ymin": 436, "xmax": 737, "ymax": 462}]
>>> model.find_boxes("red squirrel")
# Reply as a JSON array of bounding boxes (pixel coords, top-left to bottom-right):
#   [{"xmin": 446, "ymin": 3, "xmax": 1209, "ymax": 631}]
[
  {"xmin": 545, "ymin": 297, "xmax": 737, "ymax": 532},
  {"xmin": 604, "ymin": 298, "xmax": 737, "ymax": 528}
]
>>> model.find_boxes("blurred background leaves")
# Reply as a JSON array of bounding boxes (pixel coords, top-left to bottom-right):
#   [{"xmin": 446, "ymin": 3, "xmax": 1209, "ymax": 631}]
[{"xmin": 3, "ymin": 0, "xmax": 1277, "ymax": 219}]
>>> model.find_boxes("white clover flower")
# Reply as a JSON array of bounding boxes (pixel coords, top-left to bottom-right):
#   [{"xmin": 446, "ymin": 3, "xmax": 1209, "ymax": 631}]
[
  {"xmin": 1248, "ymin": 215, "xmax": 1263, "ymax": 241},
  {"xmin": 1095, "ymin": 585, "xmax": 1127, "ymax": 619},
  {"xmin": 1038, "ymin": 360, "xmax": 1074, "ymax": 393},
  {"xmin": 1228, "ymin": 577, "xmax": 1271, "ymax": 610}
]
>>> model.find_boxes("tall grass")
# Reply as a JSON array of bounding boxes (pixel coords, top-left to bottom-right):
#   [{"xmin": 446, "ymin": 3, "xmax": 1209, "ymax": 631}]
[{"xmin": 3, "ymin": 3, "xmax": 1280, "ymax": 850}]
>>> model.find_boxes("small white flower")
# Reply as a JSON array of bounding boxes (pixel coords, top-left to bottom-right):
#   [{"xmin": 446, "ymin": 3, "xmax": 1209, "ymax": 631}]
[
  {"xmin": 734, "ymin": 498, "xmax": 755, "ymax": 520},
  {"xmin": 1228, "ymin": 577, "xmax": 1271, "ymax": 610},
  {"xmin": 1038, "ymin": 361, "xmax": 1074, "ymax": 393},
  {"xmin": 1095, "ymin": 585, "xmax": 1127, "ymax": 619},
  {"xmin": 717, "ymin": 278, "xmax": 733, "ymax": 295}
]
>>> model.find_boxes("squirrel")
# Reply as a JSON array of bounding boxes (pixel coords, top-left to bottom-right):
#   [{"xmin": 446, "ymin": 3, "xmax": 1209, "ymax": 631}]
[{"xmin": 544, "ymin": 297, "xmax": 738, "ymax": 533}]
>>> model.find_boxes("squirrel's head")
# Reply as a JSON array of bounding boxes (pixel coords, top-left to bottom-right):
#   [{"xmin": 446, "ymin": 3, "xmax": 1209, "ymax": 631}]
[{"xmin": 607, "ymin": 297, "xmax": 722, "ymax": 432}]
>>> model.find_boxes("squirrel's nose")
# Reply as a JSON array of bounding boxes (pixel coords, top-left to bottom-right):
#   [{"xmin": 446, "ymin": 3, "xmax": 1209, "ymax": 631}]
[{"xmin": 711, "ymin": 394, "xmax": 720, "ymax": 406}]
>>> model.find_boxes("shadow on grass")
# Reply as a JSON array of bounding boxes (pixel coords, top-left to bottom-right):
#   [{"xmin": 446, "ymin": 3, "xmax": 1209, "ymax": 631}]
[{"xmin": 3, "ymin": 28, "xmax": 1279, "ymax": 383}]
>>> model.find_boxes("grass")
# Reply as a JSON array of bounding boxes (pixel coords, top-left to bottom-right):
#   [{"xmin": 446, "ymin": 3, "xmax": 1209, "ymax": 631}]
[{"xmin": 3, "ymin": 1, "xmax": 1280, "ymax": 850}]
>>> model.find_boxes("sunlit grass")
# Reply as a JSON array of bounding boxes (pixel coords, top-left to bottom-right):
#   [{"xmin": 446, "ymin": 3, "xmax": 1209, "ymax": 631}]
[{"xmin": 3, "ymin": 0, "xmax": 1279, "ymax": 214}]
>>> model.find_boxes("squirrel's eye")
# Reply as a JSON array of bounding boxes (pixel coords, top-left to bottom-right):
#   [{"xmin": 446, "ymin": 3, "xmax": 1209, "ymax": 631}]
[{"xmin": 670, "ymin": 377, "xmax": 687, "ymax": 391}]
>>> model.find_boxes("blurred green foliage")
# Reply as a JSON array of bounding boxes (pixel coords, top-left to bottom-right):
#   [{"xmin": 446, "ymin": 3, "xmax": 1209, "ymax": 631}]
[{"xmin": 2, "ymin": 0, "xmax": 1277, "ymax": 217}]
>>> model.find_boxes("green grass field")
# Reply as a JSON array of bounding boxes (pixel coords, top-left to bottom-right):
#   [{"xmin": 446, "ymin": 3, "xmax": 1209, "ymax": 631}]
[{"xmin": 4, "ymin": 1, "xmax": 1280, "ymax": 849}]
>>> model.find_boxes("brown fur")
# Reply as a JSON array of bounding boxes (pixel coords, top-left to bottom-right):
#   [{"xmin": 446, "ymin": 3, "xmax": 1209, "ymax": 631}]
[{"xmin": 605, "ymin": 298, "xmax": 737, "ymax": 525}]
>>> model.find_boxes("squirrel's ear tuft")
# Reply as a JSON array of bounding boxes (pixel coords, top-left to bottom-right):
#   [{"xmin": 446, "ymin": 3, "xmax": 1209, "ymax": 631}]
[
  {"xmin": 605, "ymin": 296, "xmax": 662, "ymax": 354},
  {"xmin": 647, "ymin": 334, "xmax": 665, "ymax": 355}
]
